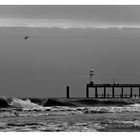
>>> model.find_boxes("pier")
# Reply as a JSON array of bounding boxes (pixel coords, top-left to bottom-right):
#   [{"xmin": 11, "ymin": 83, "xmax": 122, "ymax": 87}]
[
  {"xmin": 86, "ymin": 69, "xmax": 140, "ymax": 98},
  {"xmin": 65, "ymin": 69, "xmax": 140, "ymax": 99},
  {"xmin": 86, "ymin": 83, "xmax": 140, "ymax": 98}
]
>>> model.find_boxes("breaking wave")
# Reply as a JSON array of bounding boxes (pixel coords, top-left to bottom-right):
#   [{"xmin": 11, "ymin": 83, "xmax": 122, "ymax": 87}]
[
  {"xmin": 10, "ymin": 97, "xmax": 42, "ymax": 108},
  {"xmin": 12, "ymin": 103, "xmax": 140, "ymax": 114},
  {"xmin": 1, "ymin": 97, "xmax": 140, "ymax": 114},
  {"xmin": 0, "ymin": 97, "xmax": 9, "ymax": 107},
  {"xmin": 83, "ymin": 104, "xmax": 140, "ymax": 114}
]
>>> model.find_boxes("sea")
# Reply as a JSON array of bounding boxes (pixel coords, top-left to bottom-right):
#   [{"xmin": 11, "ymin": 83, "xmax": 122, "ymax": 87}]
[{"xmin": 0, "ymin": 97, "xmax": 140, "ymax": 132}]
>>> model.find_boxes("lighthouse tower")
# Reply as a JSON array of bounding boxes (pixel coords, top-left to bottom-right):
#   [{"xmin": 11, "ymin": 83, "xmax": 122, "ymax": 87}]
[{"xmin": 90, "ymin": 69, "xmax": 94, "ymax": 85}]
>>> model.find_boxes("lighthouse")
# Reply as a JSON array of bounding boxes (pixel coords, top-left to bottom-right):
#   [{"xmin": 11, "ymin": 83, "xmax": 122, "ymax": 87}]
[{"xmin": 90, "ymin": 69, "xmax": 94, "ymax": 85}]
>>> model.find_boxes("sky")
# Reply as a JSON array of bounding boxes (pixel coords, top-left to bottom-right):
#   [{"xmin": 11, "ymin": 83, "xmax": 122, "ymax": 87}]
[
  {"xmin": 0, "ymin": 5, "xmax": 140, "ymax": 97},
  {"xmin": 0, "ymin": 5, "xmax": 140, "ymax": 28}
]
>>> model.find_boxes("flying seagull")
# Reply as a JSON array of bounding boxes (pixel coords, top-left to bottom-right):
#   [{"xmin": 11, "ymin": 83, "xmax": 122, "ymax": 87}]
[{"xmin": 24, "ymin": 36, "xmax": 30, "ymax": 40}]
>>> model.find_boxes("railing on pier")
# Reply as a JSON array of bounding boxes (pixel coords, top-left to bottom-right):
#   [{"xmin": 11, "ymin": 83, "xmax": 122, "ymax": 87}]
[{"xmin": 86, "ymin": 82, "xmax": 140, "ymax": 98}]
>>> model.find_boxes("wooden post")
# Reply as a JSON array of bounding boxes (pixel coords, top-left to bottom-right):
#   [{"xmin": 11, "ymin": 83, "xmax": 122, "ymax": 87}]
[
  {"xmin": 139, "ymin": 87, "xmax": 140, "ymax": 98},
  {"xmin": 86, "ymin": 85, "xmax": 89, "ymax": 98},
  {"xmin": 95, "ymin": 87, "xmax": 98, "ymax": 98},
  {"xmin": 112, "ymin": 87, "xmax": 114, "ymax": 98},
  {"xmin": 121, "ymin": 87, "xmax": 124, "ymax": 98},
  {"xmin": 66, "ymin": 86, "xmax": 70, "ymax": 98},
  {"xmin": 130, "ymin": 87, "xmax": 133, "ymax": 98},
  {"xmin": 104, "ymin": 86, "xmax": 106, "ymax": 98}
]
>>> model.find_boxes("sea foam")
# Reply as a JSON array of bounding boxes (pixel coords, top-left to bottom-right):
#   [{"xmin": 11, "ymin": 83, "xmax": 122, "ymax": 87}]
[{"xmin": 10, "ymin": 97, "xmax": 41, "ymax": 108}]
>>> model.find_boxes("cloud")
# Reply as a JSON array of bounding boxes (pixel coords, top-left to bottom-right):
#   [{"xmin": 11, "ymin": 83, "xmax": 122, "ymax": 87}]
[{"xmin": 0, "ymin": 18, "xmax": 140, "ymax": 29}]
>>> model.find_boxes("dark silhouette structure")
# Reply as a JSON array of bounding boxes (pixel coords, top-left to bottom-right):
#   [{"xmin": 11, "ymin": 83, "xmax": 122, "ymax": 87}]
[
  {"xmin": 66, "ymin": 86, "xmax": 70, "ymax": 98},
  {"xmin": 65, "ymin": 70, "xmax": 140, "ymax": 99},
  {"xmin": 86, "ymin": 83, "xmax": 140, "ymax": 98},
  {"xmin": 86, "ymin": 69, "xmax": 140, "ymax": 98}
]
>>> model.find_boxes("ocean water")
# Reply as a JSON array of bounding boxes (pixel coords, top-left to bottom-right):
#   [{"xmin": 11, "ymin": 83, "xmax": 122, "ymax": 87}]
[{"xmin": 0, "ymin": 97, "xmax": 140, "ymax": 131}]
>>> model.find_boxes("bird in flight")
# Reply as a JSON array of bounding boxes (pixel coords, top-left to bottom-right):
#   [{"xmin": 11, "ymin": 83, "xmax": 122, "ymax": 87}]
[{"xmin": 24, "ymin": 36, "xmax": 30, "ymax": 40}]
